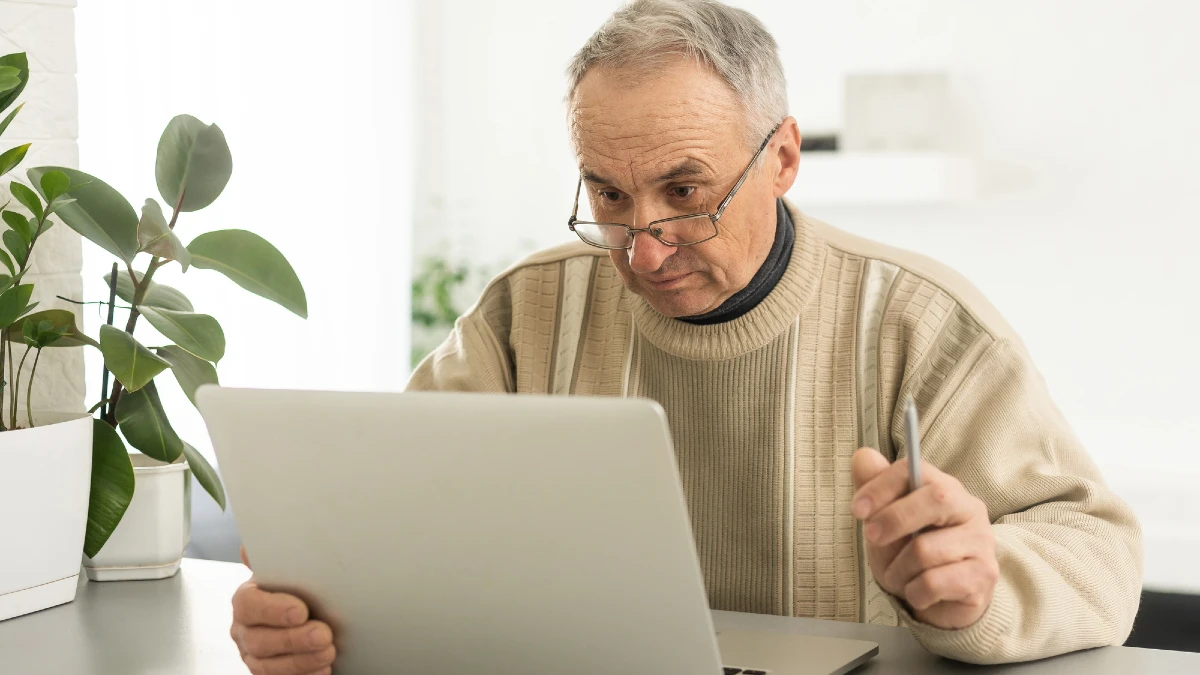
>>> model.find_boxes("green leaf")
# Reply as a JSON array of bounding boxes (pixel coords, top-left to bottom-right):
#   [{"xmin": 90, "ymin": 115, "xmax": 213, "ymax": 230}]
[
  {"xmin": 0, "ymin": 102, "xmax": 23, "ymax": 139},
  {"xmin": 27, "ymin": 167, "xmax": 138, "ymax": 263},
  {"xmin": 0, "ymin": 66, "xmax": 20, "ymax": 96},
  {"xmin": 0, "ymin": 54, "xmax": 28, "ymax": 115},
  {"xmin": 84, "ymin": 419, "xmax": 135, "ymax": 559},
  {"xmin": 38, "ymin": 169, "xmax": 70, "ymax": 204},
  {"xmin": 2, "ymin": 208, "xmax": 30, "ymax": 242},
  {"xmin": 187, "ymin": 230, "xmax": 307, "ymax": 318},
  {"xmin": 0, "ymin": 274, "xmax": 11, "ymax": 294},
  {"xmin": 34, "ymin": 212, "xmax": 54, "ymax": 237},
  {"xmin": 115, "ymin": 382, "xmax": 182, "ymax": 463},
  {"xmin": 0, "ymin": 143, "xmax": 29, "ymax": 177},
  {"xmin": 155, "ymin": 115, "xmax": 233, "ymax": 212},
  {"xmin": 24, "ymin": 321, "xmax": 66, "ymax": 349},
  {"xmin": 104, "ymin": 269, "xmax": 194, "ymax": 312},
  {"xmin": 0, "ymin": 283, "xmax": 33, "ymax": 327},
  {"xmin": 43, "ymin": 195, "xmax": 75, "ymax": 219},
  {"xmin": 8, "ymin": 180, "xmax": 41, "ymax": 221},
  {"xmin": 136, "ymin": 198, "xmax": 191, "ymax": 270},
  {"xmin": 156, "ymin": 345, "xmax": 218, "ymax": 407},
  {"xmin": 3, "ymin": 230, "xmax": 25, "ymax": 268},
  {"xmin": 6, "ymin": 309, "xmax": 99, "ymax": 348},
  {"xmin": 182, "ymin": 441, "xmax": 225, "ymax": 510},
  {"xmin": 0, "ymin": 247, "xmax": 13, "ymax": 275},
  {"xmin": 99, "ymin": 324, "xmax": 170, "ymax": 392},
  {"xmin": 138, "ymin": 306, "xmax": 224, "ymax": 362}
]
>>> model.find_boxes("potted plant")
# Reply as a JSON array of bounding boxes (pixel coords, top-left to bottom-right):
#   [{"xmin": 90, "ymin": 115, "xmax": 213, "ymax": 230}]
[
  {"xmin": 0, "ymin": 51, "xmax": 98, "ymax": 622},
  {"xmin": 34, "ymin": 110, "xmax": 307, "ymax": 581},
  {"xmin": 0, "ymin": 47, "xmax": 307, "ymax": 610}
]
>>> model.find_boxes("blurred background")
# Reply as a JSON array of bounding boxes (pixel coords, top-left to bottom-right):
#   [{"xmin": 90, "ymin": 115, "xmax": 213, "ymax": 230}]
[{"xmin": 75, "ymin": 0, "xmax": 1197, "ymax": 647}]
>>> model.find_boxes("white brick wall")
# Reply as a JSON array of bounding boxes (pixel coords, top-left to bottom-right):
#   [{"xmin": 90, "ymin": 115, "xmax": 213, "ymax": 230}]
[{"xmin": 0, "ymin": 0, "xmax": 84, "ymax": 422}]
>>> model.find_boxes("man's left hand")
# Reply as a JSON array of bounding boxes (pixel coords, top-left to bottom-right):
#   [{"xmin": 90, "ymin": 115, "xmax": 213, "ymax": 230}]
[{"xmin": 851, "ymin": 447, "xmax": 999, "ymax": 630}]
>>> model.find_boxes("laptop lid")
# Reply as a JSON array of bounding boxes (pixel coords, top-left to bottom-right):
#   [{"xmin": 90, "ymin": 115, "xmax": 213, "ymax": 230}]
[{"xmin": 199, "ymin": 388, "xmax": 725, "ymax": 674}]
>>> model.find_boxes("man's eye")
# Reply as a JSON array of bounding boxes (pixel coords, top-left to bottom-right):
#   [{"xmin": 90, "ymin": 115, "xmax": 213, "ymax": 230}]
[
  {"xmin": 671, "ymin": 186, "xmax": 696, "ymax": 199},
  {"xmin": 600, "ymin": 191, "xmax": 622, "ymax": 202}
]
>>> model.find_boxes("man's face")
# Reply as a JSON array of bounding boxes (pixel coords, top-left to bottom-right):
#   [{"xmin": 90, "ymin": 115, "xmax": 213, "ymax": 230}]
[{"xmin": 569, "ymin": 59, "xmax": 798, "ymax": 317}]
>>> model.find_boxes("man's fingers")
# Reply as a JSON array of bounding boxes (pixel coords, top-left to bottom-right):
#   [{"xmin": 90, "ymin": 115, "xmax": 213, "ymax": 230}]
[
  {"xmin": 851, "ymin": 451, "xmax": 912, "ymax": 519},
  {"xmin": 851, "ymin": 447, "xmax": 890, "ymax": 491},
  {"xmin": 234, "ymin": 621, "xmax": 334, "ymax": 659},
  {"xmin": 882, "ymin": 525, "xmax": 989, "ymax": 592},
  {"xmin": 232, "ymin": 581, "xmax": 310, "ymax": 627},
  {"xmin": 242, "ymin": 645, "xmax": 336, "ymax": 675},
  {"xmin": 904, "ymin": 558, "xmax": 999, "ymax": 612},
  {"xmin": 852, "ymin": 454, "xmax": 958, "ymax": 521},
  {"xmin": 864, "ymin": 481, "xmax": 983, "ymax": 547}
]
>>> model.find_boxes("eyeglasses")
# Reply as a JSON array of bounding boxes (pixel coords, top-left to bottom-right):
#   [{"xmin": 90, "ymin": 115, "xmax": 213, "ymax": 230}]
[{"xmin": 568, "ymin": 123, "xmax": 781, "ymax": 250}]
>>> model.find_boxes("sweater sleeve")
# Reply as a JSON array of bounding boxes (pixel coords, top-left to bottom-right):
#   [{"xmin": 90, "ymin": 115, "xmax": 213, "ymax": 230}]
[
  {"xmin": 406, "ymin": 283, "xmax": 515, "ymax": 393},
  {"xmin": 893, "ymin": 338, "xmax": 1143, "ymax": 664}
]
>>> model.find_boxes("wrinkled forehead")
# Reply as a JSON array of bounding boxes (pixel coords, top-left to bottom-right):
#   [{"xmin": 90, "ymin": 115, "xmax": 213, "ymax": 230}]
[{"xmin": 568, "ymin": 62, "xmax": 747, "ymax": 189}]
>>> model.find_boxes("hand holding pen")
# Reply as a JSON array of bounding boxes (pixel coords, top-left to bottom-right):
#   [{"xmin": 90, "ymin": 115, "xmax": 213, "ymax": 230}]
[{"xmin": 850, "ymin": 395, "xmax": 1000, "ymax": 630}]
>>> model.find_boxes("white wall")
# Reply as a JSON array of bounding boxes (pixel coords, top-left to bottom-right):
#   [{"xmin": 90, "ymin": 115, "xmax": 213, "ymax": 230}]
[
  {"xmin": 76, "ymin": 0, "xmax": 413, "ymax": 558},
  {"xmin": 414, "ymin": 0, "xmax": 1200, "ymax": 591},
  {"xmin": 0, "ymin": 0, "xmax": 85, "ymax": 419}
]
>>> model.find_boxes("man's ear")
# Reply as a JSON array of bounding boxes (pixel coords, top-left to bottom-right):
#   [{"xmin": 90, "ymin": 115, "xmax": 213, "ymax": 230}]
[{"xmin": 772, "ymin": 116, "xmax": 802, "ymax": 198}]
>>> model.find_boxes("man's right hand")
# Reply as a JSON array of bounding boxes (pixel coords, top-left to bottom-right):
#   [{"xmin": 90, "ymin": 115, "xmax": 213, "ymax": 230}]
[{"xmin": 231, "ymin": 548, "xmax": 337, "ymax": 675}]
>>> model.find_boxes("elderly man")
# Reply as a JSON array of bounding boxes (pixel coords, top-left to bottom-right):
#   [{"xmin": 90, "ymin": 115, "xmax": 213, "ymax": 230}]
[{"xmin": 229, "ymin": 0, "xmax": 1141, "ymax": 671}]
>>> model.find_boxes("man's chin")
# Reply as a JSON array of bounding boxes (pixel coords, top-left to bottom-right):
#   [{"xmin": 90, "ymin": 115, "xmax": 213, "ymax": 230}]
[{"xmin": 637, "ymin": 288, "xmax": 718, "ymax": 319}]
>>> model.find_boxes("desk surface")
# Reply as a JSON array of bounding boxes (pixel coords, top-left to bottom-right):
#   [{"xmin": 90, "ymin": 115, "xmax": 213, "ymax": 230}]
[{"xmin": 1, "ymin": 559, "xmax": 1196, "ymax": 674}]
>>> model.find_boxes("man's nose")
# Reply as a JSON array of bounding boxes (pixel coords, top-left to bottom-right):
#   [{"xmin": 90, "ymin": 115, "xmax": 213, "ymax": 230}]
[{"xmin": 626, "ymin": 227, "xmax": 675, "ymax": 274}]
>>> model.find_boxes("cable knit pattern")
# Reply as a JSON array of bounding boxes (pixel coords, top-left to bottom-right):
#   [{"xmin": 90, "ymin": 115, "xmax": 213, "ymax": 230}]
[{"xmin": 408, "ymin": 204, "xmax": 1142, "ymax": 664}]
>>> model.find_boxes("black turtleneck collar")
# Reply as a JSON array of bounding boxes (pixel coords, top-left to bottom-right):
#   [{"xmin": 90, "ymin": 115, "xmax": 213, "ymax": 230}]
[{"xmin": 678, "ymin": 199, "xmax": 795, "ymax": 326}]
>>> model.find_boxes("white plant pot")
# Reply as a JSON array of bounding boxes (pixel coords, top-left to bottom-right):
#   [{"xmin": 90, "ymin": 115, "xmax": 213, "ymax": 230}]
[
  {"xmin": 0, "ymin": 415, "xmax": 93, "ymax": 622},
  {"xmin": 83, "ymin": 454, "xmax": 191, "ymax": 582}
]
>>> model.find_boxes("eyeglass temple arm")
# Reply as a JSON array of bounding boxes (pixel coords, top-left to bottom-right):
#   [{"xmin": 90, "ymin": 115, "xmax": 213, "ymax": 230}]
[
  {"xmin": 570, "ymin": 177, "xmax": 583, "ymax": 221},
  {"xmin": 713, "ymin": 123, "xmax": 782, "ymax": 222}
]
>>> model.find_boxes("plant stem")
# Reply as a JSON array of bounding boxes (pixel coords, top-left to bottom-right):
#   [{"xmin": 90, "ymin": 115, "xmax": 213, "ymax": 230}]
[
  {"xmin": 12, "ymin": 343, "xmax": 31, "ymax": 429},
  {"xmin": 100, "ymin": 262, "xmax": 118, "ymax": 419},
  {"xmin": 168, "ymin": 191, "xmax": 185, "ymax": 230},
  {"xmin": 87, "ymin": 398, "xmax": 109, "ymax": 415},
  {"xmin": 5, "ymin": 334, "xmax": 12, "ymax": 428},
  {"xmin": 106, "ymin": 256, "xmax": 164, "ymax": 424},
  {"xmin": 26, "ymin": 348, "xmax": 40, "ymax": 429},
  {"xmin": 0, "ymin": 335, "xmax": 7, "ymax": 432}
]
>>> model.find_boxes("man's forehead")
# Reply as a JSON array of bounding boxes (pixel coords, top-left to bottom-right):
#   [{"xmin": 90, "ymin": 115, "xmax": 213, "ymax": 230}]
[{"xmin": 569, "ymin": 60, "xmax": 745, "ymax": 181}]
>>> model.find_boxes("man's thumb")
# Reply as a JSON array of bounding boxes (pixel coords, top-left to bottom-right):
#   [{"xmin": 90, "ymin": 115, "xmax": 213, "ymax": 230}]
[{"xmin": 851, "ymin": 447, "xmax": 890, "ymax": 488}]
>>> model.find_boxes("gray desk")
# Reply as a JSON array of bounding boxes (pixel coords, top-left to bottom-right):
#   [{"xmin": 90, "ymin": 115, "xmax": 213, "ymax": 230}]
[{"xmin": 1, "ymin": 558, "xmax": 1196, "ymax": 674}]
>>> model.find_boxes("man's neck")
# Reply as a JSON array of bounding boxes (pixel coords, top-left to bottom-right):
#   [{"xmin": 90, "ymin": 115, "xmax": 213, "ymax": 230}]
[{"xmin": 678, "ymin": 199, "xmax": 795, "ymax": 326}]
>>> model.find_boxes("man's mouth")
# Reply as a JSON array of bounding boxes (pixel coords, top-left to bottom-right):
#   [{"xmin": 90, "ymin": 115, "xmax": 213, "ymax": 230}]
[{"xmin": 644, "ymin": 272, "xmax": 695, "ymax": 290}]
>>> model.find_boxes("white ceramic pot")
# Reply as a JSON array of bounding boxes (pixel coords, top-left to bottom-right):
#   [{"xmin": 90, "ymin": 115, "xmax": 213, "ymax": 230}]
[
  {"xmin": 0, "ymin": 415, "xmax": 93, "ymax": 622},
  {"xmin": 83, "ymin": 454, "xmax": 191, "ymax": 581}
]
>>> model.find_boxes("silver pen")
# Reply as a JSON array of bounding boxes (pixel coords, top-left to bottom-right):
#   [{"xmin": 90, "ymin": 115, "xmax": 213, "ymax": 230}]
[{"xmin": 903, "ymin": 395, "xmax": 923, "ymax": 540}]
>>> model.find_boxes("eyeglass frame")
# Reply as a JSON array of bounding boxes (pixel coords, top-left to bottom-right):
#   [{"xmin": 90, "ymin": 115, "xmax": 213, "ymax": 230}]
[{"xmin": 567, "ymin": 123, "xmax": 783, "ymax": 250}]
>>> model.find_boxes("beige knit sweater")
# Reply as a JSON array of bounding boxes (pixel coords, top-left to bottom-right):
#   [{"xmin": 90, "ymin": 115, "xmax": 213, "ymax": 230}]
[{"xmin": 407, "ymin": 204, "xmax": 1142, "ymax": 664}]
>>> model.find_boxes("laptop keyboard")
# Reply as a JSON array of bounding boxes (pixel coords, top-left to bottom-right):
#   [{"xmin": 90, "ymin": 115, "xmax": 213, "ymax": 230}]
[{"xmin": 723, "ymin": 668, "xmax": 769, "ymax": 674}]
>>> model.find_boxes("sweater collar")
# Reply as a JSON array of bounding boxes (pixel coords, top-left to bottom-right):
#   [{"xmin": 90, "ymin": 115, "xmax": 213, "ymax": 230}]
[{"xmin": 630, "ymin": 200, "xmax": 827, "ymax": 360}]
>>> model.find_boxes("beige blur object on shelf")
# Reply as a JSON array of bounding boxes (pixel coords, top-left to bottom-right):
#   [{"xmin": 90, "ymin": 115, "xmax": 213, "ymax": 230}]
[{"xmin": 844, "ymin": 72, "xmax": 952, "ymax": 152}]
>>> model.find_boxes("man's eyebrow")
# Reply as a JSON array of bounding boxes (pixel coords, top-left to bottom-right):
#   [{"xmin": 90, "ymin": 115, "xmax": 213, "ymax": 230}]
[
  {"xmin": 580, "ymin": 169, "xmax": 614, "ymax": 185},
  {"xmin": 579, "ymin": 160, "xmax": 710, "ymax": 187},
  {"xmin": 654, "ymin": 160, "xmax": 709, "ymax": 183}
]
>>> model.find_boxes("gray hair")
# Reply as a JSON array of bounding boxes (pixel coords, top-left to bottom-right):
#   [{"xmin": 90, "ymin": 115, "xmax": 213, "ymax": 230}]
[{"xmin": 566, "ymin": 0, "xmax": 788, "ymax": 151}]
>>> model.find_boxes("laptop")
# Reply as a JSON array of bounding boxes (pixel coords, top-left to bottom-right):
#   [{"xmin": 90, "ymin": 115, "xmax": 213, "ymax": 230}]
[{"xmin": 197, "ymin": 387, "xmax": 878, "ymax": 675}]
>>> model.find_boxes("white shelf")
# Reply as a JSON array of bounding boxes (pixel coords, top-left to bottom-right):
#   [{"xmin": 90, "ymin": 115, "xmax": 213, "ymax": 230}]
[{"xmin": 790, "ymin": 152, "xmax": 977, "ymax": 206}]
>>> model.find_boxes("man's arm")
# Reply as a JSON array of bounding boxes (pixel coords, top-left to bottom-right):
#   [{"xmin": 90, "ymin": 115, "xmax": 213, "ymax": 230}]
[
  {"xmin": 886, "ymin": 338, "xmax": 1142, "ymax": 663},
  {"xmin": 407, "ymin": 285, "xmax": 515, "ymax": 393}
]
